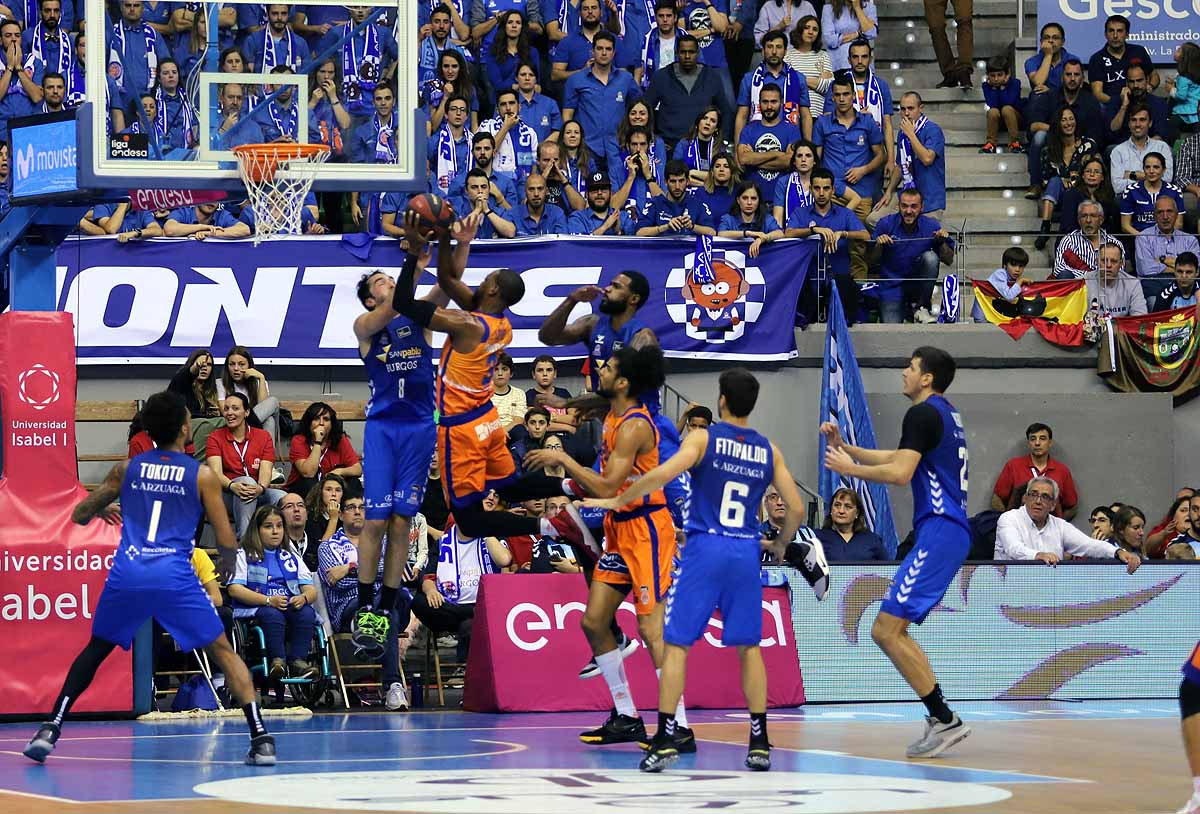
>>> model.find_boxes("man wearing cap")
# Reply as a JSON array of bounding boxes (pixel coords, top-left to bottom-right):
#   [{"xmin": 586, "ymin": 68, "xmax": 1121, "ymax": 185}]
[{"xmin": 568, "ymin": 170, "xmax": 638, "ymax": 235}]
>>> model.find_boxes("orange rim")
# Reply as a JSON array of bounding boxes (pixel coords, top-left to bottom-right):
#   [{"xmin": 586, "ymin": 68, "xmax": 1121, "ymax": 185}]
[{"xmin": 232, "ymin": 143, "xmax": 330, "ymax": 184}]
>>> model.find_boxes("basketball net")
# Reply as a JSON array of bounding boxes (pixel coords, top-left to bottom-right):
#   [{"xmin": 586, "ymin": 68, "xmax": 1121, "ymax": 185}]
[{"xmin": 232, "ymin": 144, "xmax": 331, "ymax": 245}]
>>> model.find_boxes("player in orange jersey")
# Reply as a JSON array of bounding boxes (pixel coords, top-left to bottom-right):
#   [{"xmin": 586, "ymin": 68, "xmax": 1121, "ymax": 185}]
[
  {"xmin": 389, "ymin": 221, "xmax": 592, "ymax": 546},
  {"xmin": 525, "ymin": 345, "xmax": 688, "ymax": 750}
]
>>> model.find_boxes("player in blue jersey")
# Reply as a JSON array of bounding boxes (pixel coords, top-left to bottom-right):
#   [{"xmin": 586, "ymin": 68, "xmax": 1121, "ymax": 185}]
[
  {"xmin": 24, "ymin": 391, "xmax": 275, "ymax": 766},
  {"xmin": 822, "ymin": 346, "xmax": 972, "ymax": 759},
  {"xmin": 539, "ymin": 272, "xmax": 692, "ymax": 680},
  {"xmin": 348, "ymin": 210, "xmax": 470, "ymax": 654},
  {"xmin": 585, "ymin": 368, "xmax": 807, "ymax": 773}
]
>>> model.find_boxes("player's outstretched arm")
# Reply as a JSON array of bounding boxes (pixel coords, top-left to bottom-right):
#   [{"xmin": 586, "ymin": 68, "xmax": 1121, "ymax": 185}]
[
  {"xmin": 392, "ymin": 241, "xmax": 486, "ymax": 351},
  {"xmin": 583, "ymin": 430, "xmax": 708, "ymax": 511},
  {"xmin": 538, "ymin": 285, "xmax": 600, "ymax": 346},
  {"xmin": 825, "ymin": 444, "xmax": 921, "ymax": 487},
  {"xmin": 525, "ymin": 417, "xmax": 655, "ymax": 498},
  {"xmin": 199, "ymin": 466, "xmax": 238, "ymax": 579},
  {"xmin": 72, "ymin": 461, "xmax": 127, "ymax": 525},
  {"xmin": 819, "ymin": 420, "xmax": 897, "ymax": 466},
  {"xmin": 436, "ymin": 213, "xmax": 483, "ymax": 310}
]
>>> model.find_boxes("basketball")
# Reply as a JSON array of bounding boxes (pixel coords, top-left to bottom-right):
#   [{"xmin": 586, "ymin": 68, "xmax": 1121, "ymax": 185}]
[{"xmin": 407, "ymin": 193, "xmax": 456, "ymax": 238}]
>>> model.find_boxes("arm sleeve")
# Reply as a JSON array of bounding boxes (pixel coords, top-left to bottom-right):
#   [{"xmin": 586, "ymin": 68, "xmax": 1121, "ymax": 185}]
[
  {"xmin": 993, "ymin": 460, "xmax": 1015, "ymax": 503},
  {"xmin": 897, "ymin": 402, "xmax": 942, "ymax": 455},
  {"xmin": 288, "ymin": 434, "xmax": 308, "ymax": 465},
  {"xmin": 316, "ymin": 540, "xmax": 341, "ymax": 581},
  {"xmin": 1057, "ymin": 466, "xmax": 1078, "ymax": 509}
]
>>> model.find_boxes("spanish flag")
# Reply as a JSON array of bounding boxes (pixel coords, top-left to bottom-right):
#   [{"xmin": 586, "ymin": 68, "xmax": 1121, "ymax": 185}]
[{"xmin": 971, "ymin": 279, "xmax": 1088, "ymax": 347}]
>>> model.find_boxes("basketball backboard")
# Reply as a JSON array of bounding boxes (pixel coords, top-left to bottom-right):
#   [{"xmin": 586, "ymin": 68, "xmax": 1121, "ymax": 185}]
[{"xmin": 79, "ymin": 0, "xmax": 423, "ymax": 193}]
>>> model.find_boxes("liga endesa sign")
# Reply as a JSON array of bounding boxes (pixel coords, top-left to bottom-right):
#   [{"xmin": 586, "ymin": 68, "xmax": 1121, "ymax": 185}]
[
  {"xmin": 464, "ymin": 575, "xmax": 805, "ymax": 712},
  {"xmin": 0, "ymin": 311, "xmax": 129, "ymax": 717}
]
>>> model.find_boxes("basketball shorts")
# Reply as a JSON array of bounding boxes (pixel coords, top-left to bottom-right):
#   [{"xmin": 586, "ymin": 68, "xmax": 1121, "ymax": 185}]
[
  {"xmin": 438, "ymin": 403, "xmax": 517, "ymax": 509},
  {"xmin": 1184, "ymin": 641, "xmax": 1200, "ymax": 686},
  {"xmin": 595, "ymin": 505, "xmax": 677, "ymax": 615},
  {"xmin": 93, "ymin": 575, "xmax": 223, "ymax": 652},
  {"xmin": 363, "ymin": 417, "xmax": 437, "ymax": 521},
  {"xmin": 879, "ymin": 516, "xmax": 971, "ymax": 625},
  {"xmin": 664, "ymin": 533, "xmax": 762, "ymax": 648}
]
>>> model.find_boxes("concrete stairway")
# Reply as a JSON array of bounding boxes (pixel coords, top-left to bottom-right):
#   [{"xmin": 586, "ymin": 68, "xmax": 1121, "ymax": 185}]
[{"xmin": 872, "ymin": 1, "xmax": 1046, "ymax": 281}]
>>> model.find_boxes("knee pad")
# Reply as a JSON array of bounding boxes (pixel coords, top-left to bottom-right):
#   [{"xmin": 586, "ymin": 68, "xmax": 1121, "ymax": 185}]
[{"xmin": 1181, "ymin": 678, "xmax": 1200, "ymax": 719}]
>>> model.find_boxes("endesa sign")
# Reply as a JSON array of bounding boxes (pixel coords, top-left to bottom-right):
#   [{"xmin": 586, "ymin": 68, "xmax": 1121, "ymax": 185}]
[{"xmin": 464, "ymin": 575, "xmax": 805, "ymax": 712}]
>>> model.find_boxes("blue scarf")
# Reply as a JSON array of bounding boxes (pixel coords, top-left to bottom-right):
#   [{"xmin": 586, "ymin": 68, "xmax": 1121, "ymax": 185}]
[
  {"xmin": 639, "ymin": 26, "xmax": 686, "ymax": 88},
  {"xmin": 750, "ymin": 62, "xmax": 805, "ymax": 126},
  {"xmin": 156, "ymin": 87, "xmax": 198, "ymax": 147},
  {"xmin": 616, "ymin": 0, "xmax": 655, "ymax": 36},
  {"xmin": 435, "ymin": 527, "xmax": 497, "ymax": 604},
  {"xmin": 233, "ymin": 545, "xmax": 304, "ymax": 615},
  {"xmin": 373, "ymin": 110, "xmax": 398, "ymax": 163},
  {"xmin": 781, "ymin": 172, "xmax": 813, "ymax": 225},
  {"xmin": 480, "ymin": 115, "xmax": 537, "ymax": 180},
  {"xmin": 684, "ymin": 137, "xmax": 715, "ymax": 171},
  {"xmin": 30, "ymin": 22, "xmax": 71, "ymax": 78},
  {"xmin": 111, "ymin": 21, "xmax": 159, "ymax": 91},
  {"xmin": 897, "ymin": 115, "xmax": 928, "ymax": 191},
  {"xmin": 262, "ymin": 27, "xmax": 298, "ymax": 71},
  {"xmin": 268, "ymin": 100, "xmax": 299, "ymax": 141},
  {"xmin": 341, "ymin": 22, "xmax": 381, "ymax": 115},
  {"xmin": 434, "ymin": 123, "xmax": 467, "ymax": 194},
  {"xmin": 852, "ymin": 70, "xmax": 885, "ymax": 127},
  {"xmin": 65, "ymin": 58, "xmax": 84, "ymax": 107}
]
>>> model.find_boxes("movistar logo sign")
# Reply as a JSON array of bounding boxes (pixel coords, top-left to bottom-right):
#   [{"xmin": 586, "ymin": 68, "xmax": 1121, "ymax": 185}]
[{"xmin": 13, "ymin": 141, "xmax": 76, "ymax": 182}]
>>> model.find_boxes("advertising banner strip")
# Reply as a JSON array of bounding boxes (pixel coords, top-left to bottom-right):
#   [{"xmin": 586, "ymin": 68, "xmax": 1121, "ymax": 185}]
[
  {"xmin": 54, "ymin": 235, "xmax": 817, "ymax": 365},
  {"xmin": 464, "ymin": 576, "xmax": 805, "ymax": 712}
]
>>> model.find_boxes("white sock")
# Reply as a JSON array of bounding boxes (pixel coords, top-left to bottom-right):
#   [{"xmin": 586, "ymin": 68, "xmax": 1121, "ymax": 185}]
[
  {"xmin": 656, "ymin": 668, "xmax": 688, "ymax": 728},
  {"xmin": 1193, "ymin": 776, "xmax": 1200, "ymax": 798},
  {"xmin": 597, "ymin": 649, "xmax": 636, "ymax": 717}
]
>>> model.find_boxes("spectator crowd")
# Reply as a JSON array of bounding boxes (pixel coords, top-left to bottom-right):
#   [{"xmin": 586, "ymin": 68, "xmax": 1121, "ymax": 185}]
[{"xmin": 0, "ymin": 1, "xmax": 1187, "ymax": 324}]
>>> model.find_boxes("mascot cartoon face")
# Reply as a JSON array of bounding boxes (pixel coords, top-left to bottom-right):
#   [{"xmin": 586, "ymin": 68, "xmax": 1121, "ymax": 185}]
[{"xmin": 682, "ymin": 260, "xmax": 749, "ymax": 311}]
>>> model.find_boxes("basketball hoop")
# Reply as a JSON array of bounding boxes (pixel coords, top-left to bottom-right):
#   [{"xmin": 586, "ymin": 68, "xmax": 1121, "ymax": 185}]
[{"xmin": 232, "ymin": 143, "xmax": 330, "ymax": 244}]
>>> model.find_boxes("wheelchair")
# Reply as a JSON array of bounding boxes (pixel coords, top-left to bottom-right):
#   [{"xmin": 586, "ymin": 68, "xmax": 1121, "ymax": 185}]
[{"xmin": 232, "ymin": 616, "xmax": 333, "ymax": 708}]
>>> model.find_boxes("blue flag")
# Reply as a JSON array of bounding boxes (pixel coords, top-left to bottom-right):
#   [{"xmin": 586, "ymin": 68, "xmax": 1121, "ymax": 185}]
[
  {"xmin": 818, "ymin": 281, "xmax": 900, "ymax": 556},
  {"xmin": 692, "ymin": 234, "xmax": 715, "ymax": 283},
  {"xmin": 939, "ymin": 273, "xmax": 959, "ymax": 324}
]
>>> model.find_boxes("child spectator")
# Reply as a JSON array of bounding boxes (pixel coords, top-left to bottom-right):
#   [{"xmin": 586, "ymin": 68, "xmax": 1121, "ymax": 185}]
[
  {"xmin": 490, "ymin": 352, "xmax": 528, "ymax": 433},
  {"xmin": 304, "ymin": 474, "xmax": 345, "ymax": 547},
  {"xmin": 1167, "ymin": 43, "xmax": 1200, "ymax": 134},
  {"xmin": 972, "ymin": 247, "xmax": 1031, "ymax": 323},
  {"xmin": 509, "ymin": 406, "xmax": 551, "ymax": 466},
  {"xmin": 526, "ymin": 354, "xmax": 571, "ymax": 412},
  {"xmin": 981, "ymin": 56, "xmax": 1022, "ymax": 154},
  {"xmin": 227, "ymin": 506, "xmax": 319, "ymax": 681}
]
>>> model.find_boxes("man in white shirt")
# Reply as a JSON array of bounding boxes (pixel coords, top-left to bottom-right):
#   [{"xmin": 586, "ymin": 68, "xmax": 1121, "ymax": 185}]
[{"xmin": 994, "ymin": 477, "xmax": 1141, "ymax": 571}]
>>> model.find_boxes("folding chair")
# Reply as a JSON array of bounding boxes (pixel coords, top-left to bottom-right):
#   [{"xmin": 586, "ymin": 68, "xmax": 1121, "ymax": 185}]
[{"xmin": 315, "ymin": 582, "xmax": 407, "ymax": 710}]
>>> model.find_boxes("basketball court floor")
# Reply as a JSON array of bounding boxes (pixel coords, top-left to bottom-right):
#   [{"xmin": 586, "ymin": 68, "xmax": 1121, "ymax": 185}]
[{"xmin": 0, "ymin": 699, "xmax": 1186, "ymax": 813}]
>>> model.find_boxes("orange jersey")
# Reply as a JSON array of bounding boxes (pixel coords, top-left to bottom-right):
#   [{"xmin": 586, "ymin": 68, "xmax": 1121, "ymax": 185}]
[
  {"xmin": 601, "ymin": 404, "xmax": 665, "ymax": 509},
  {"xmin": 437, "ymin": 312, "xmax": 512, "ymax": 417}
]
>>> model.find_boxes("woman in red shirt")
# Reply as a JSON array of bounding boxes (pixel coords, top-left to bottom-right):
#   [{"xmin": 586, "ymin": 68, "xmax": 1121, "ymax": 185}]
[
  {"xmin": 206, "ymin": 393, "xmax": 288, "ymax": 538},
  {"xmin": 285, "ymin": 402, "xmax": 362, "ymax": 497}
]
